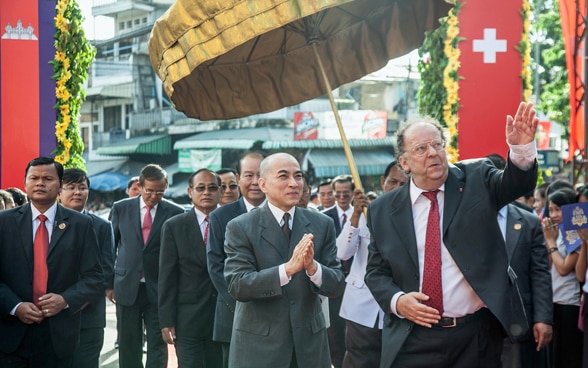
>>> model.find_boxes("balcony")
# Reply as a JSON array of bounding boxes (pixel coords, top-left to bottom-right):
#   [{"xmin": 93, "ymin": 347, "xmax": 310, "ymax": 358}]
[{"xmin": 129, "ymin": 108, "xmax": 187, "ymax": 132}]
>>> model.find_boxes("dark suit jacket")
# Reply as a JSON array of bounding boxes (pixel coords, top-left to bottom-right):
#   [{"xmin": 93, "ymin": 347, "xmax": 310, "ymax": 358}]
[
  {"xmin": 0, "ymin": 204, "xmax": 103, "ymax": 358},
  {"xmin": 110, "ymin": 196, "xmax": 184, "ymax": 306},
  {"xmin": 80, "ymin": 212, "xmax": 115, "ymax": 329},
  {"xmin": 159, "ymin": 211, "xmax": 217, "ymax": 338},
  {"xmin": 224, "ymin": 205, "xmax": 346, "ymax": 368},
  {"xmin": 206, "ymin": 197, "xmax": 247, "ymax": 343},
  {"xmin": 365, "ymin": 158, "xmax": 537, "ymax": 368},
  {"xmin": 504, "ymin": 204, "xmax": 553, "ymax": 342},
  {"xmin": 322, "ymin": 206, "xmax": 343, "ymax": 236}
]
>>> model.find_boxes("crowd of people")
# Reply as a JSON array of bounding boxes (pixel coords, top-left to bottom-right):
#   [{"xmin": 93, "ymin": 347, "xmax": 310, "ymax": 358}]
[{"xmin": 2, "ymin": 101, "xmax": 588, "ymax": 367}]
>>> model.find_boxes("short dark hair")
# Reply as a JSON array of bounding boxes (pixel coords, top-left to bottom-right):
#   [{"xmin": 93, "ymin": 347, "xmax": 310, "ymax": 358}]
[
  {"xmin": 548, "ymin": 188, "xmax": 576, "ymax": 208},
  {"xmin": 485, "ymin": 153, "xmax": 506, "ymax": 170},
  {"xmin": 396, "ymin": 117, "xmax": 445, "ymax": 155},
  {"xmin": 546, "ymin": 179, "xmax": 574, "ymax": 201},
  {"xmin": 318, "ymin": 179, "xmax": 332, "ymax": 189},
  {"xmin": 188, "ymin": 168, "xmax": 221, "ymax": 186},
  {"xmin": 0, "ymin": 190, "xmax": 12, "ymax": 206},
  {"xmin": 216, "ymin": 168, "xmax": 237, "ymax": 176},
  {"xmin": 62, "ymin": 168, "xmax": 90, "ymax": 187},
  {"xmin": 139, "ymin": 164, "xmax": 168, "ymax": 186},
  {"xmin": 25, "ymin": 157, "xmax": 64, "ymax": 182},
  {"xmin": 332, "ymin": 175, "xmax": 354, "ymax": 191},
  {"xmin": 127, "ymin": 176, "xmax": 140, "ymax": 190},
  {"xmin": 383, "ymin": 160, "xmax": 400, "ymax": 178},
  {"xmin": 5, "ymin": 187, "xmax": 27, "ymax": 206}
]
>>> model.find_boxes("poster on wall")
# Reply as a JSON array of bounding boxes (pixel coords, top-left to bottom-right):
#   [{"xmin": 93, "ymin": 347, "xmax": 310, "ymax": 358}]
[
  {"xmin": 178, "ymin": 149, "xmax": 222, "ymax": 173},
  {"xmin": 293, "ymin": 110, "xmax": 387, "ymax": 140}
]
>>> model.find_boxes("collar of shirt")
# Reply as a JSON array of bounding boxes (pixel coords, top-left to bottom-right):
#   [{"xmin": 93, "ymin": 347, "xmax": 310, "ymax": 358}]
[
  {"xmin": 336, "ymin": 205, "xmax": 353, "ymax": 219},
  {"xmin": 408, "ymin": 178, "xmax": 445, "ymax": 206},
  {"xmin": 192, "ymin": 207, "xmax": 209, "ymax": 227},
  {"xmin": 244, "ymin": 198, "xmax": 265, "ymax": 212},
  {"xmin": 497, "ymin": 205, "xmax": 508, "ymax": 241},
  {"xmin": 31, "ymin": 201, "xmax": 58, "ymax": 225},
  {"xmin": 267, "ymin": 202, "xmax": 295, "ymax": 228},
  {"xmin": 139, "ymin": 196, "xmax": 159, "ymax": 211}
]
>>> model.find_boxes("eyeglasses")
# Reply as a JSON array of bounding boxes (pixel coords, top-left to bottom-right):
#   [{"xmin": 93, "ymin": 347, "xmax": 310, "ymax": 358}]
[
  {"xmin": 62, "ymin": 186, "xmax": 89, "ymax": 193},
  {"xmin": 334, "ymin": 192, "xmax": 351, "ymax": 198},
  {"xmin": 221, "ymin": 184, "xmax": 239, "ymax": 191},
  {"xmin": 191, "ymin": 184, "xmax": 220, "ymax": 193},
  {"xmin": 143, "ymin": 189, "xmax": 165, "ymax": 196},
  {"xmin": 409, "ymin": 139, "xmax": 445, "ymax": 157}
]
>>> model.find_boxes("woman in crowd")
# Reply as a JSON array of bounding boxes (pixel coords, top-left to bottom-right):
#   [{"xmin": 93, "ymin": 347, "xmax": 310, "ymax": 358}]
[{"xmin": 543, "ymin": 188, "xmax": 583, "ymax": 368}]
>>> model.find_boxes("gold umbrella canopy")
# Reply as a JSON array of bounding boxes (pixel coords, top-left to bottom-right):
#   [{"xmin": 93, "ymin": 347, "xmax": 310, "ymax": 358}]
[{"xmin": 149, "ymin": 0, "xmax": 453, "ymax": 121}]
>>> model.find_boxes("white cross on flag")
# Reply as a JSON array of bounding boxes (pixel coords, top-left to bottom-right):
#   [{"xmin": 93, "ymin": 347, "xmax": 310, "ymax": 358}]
[{"xmin": 456, "ymin": 1, "xmax": 524, "ymax": 159}]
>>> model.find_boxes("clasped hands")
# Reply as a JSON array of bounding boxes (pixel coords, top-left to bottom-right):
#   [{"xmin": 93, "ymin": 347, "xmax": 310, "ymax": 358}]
[
  {"xmin": 285, "ymin": 233, "xmax": 317, "ymax": 278},
  {"xmin": 15, "ymin": 293, "xmax": 67, "ymax": 324}
]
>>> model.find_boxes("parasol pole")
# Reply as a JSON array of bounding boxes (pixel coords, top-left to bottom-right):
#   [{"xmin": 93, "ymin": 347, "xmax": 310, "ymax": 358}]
[
  {"xmin": 312, "ymin": 43, "xmax": 367, "ymax": 216},
  {"xmin": 311, "ymin": 44, "xmax": 364, "ymax": 193}
]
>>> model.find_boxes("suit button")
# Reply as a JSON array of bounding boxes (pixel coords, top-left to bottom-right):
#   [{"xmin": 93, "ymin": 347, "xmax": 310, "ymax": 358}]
[{"xmin": 290, "ymin": 300, "xmax": 295, "ymax": 305}]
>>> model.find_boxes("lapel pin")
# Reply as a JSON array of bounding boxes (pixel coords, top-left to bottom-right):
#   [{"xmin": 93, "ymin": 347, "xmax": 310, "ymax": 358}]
[
  {"xmin": 459, "ymin": 187, "xmax": 463, "ymax": 192},
  {"xmin": 58, "ymin": 223, "xmax": 66, "ymax": 230},
  {"xmin": 514, "ymin": 223, "xmax": 521, "ymax": 230}
]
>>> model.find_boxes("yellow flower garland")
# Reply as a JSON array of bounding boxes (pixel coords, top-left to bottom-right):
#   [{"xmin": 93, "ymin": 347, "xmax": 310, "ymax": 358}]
[
  {"xmin": 52, "ymin": 0, "xmax": 95, "ymax": 169},
  {"xmin": 519, "ymin": 0, "xmax": 532, "ymax": 102},
  {"xmin": 442, "ymin": 7, "xmax": 461, "ymax": 163}
]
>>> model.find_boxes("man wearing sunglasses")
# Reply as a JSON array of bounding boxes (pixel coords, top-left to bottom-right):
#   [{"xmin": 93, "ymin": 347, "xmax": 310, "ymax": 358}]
[{"xmin": 216, "ymin": 168, "xmax": 240, "ymax": 206}]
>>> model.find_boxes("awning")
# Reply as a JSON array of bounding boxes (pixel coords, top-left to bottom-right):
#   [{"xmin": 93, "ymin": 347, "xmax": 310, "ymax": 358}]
[
  {"xmin": 174, "ymin": 127, "xmax": 291, "ymax": 150},
  {"xmin": 86, "ymin": 82, "xmax": 134, "ymax": 99},
  {"xmin": 96, "ymin": 135, "xmax": 171, "ymax": 156},
  {"xmin": 85, "ymin": 158, "xmax": 128, "ymax": 177},
  {"xmin": 308, "ymin": 150, "xmax": 395, "ymax": 178},
  {"xmin": 262, "ymin": 137, "xmax": 394, "ymax": 150},
  {"xmin": 89, "ymin": 172, "xmax": 131, "ymax": 191}
]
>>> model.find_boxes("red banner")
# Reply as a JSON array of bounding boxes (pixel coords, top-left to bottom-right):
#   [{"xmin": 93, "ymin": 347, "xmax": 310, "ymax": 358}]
[
  {"xmin": 457, "ymin": 1, "xmax": 523, "ymax": 159},
  {"xmin": 559, "ymin": 0, "xmax": 586, "ymax": 161},
  {"xmin": 1, "ymin": 0, "xmax": 40, "ymax": 187}
]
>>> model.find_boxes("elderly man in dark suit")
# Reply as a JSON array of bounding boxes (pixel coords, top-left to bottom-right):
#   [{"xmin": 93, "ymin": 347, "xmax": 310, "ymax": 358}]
[
  {"xmin": 0, "ymin": 157, "xmax": 103, "ymax": 367},
  {"xmin": 224, "ymin": 152, "xmax": 346, "ymax": 368},
  {"xmin": 59, "ymin": 168, "xmax": 115, "ymax": 368},
  {"xmin": 365, "ymin": 102, "xmax": 539, "ymax": 368},
  {"xmin": 159, "ymin": 168, "xmax": 223, "ymax": 367},
  {"xmin": 110, "ymin": 163, "xmax": 184, "ymax": 368},
  {"xmin": 207, "ymin": 152, "xmax": 266, "ymax": 367}
]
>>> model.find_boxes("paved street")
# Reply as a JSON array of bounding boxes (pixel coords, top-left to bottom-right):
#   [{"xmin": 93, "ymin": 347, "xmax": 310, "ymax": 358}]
[{"xmin": 100, "ymin": 301, "xmax": 178, "ymax": 368}]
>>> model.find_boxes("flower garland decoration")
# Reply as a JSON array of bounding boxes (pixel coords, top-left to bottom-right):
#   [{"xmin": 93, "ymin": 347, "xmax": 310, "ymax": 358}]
[
  {"xmin": 52, "ymin": 0, "xmax": 95, "ymax": 169},
  {"xmin": 517, "ymin": 0, "xmax": 532, "ymax": 102},
  {"xmin": 417, "ymin": 2, "xmax": 463, "ymax": 163}
]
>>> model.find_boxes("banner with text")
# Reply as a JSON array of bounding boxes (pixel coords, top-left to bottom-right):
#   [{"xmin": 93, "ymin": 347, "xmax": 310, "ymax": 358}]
[{"xmin": 294, "ymin": 110, "xmax": 387, "ymax": 140}]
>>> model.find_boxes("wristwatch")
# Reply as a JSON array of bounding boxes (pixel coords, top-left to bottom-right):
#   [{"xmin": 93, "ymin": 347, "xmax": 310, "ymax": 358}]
[{"xmin": 548, "ymin": 247, "xmax": 558, "ymax": 254}]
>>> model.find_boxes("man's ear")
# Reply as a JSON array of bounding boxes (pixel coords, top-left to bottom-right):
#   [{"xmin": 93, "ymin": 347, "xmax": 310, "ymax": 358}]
[
  {"xmin": 398, "ymin": 155, "xmax": 411, "ymax": 173},
  {"xmin": 259, "ymin": 178, "xmax": 268, "ymax": 194}
]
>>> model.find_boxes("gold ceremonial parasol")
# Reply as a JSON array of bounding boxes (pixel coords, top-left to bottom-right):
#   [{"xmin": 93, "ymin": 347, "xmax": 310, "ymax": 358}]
[{"xmin": 149, "ymin": 0, "xmax": 453, "ymax": 190}]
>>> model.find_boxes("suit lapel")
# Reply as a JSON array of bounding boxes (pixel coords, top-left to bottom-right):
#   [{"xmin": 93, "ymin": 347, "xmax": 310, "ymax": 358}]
[
  {"xmin": 185, "ymin": 212, "xmax": 207, "ymax": 265},
  {"xmin": 505, "ymin": 205, "xmax": 523, "ymax": 261},
  {"xmin": 132, "ymin": 197, "xmax": 143, "ymax": 243},
  {"xmin": 291, "ymin": 208, "xmax": 311, "ymax": 257},
  {"xmin": 389, "ymin": 185, "xmax": 419, "ymax": 270},
  {"xmin": 49, "ymin": 204, "xmax": 69, "ymax": 257},
  {"xmin": 16, "ymin": 204, "xmax": 34, "ymax": 268},
  {"xmin": 148, "ymin": 200, "xmax": 169, "ymax": 245},
  {"xmin": 259, "ymin": 205, "xmax": 288, "ymax": 260},
  {"xmin": 443, "ymin": 165, "xmax": 465, "ymax": 237}
]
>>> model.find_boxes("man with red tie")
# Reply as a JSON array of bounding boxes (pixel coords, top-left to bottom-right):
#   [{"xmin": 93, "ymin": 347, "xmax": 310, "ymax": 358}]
[
  {"xmin": 0, "ymin": 157, "xmax": 103, "ymax": 367},
  {"xmin": 365, "ymin": 102, "xmax": 539, "ymax": 367},
  {"xmin": 110, "ymin": 163, "xmax": 184, "ymax": 368},
  {"xmin": 159, "ymin": 168, "xmax": 223, "ymax": 367}
]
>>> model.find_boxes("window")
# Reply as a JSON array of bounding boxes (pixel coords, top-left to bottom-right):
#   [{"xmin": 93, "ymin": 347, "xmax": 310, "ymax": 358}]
[
  {"xmin": 126, "ymin": 20, "xmax": 132, "ymax": 28},
  {"xmin": 119, "ymin": 22, "xmax": 125, "ymax": 30}
]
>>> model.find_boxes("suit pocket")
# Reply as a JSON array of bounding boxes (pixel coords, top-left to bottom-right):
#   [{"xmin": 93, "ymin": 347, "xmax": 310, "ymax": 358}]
[
  {"xmin": 310, "ymin": 311, "xmax": 326, "ymax": 334},
  {"xmin": 234, "ymin": 309, "xmax": 270, "ymax": 337}
]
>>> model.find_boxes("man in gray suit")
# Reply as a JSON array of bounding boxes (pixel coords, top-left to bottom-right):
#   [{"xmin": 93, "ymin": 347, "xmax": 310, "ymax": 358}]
[
  {"xmin": 365, "ymin": 102, "xmax": 539, "ymax": 367},
  {"xmin": 110, "ymin": 164, "xmax": 184, "ymax": 368},
  {"xmin": 207, "ymin": 152, "xmax": 265, "ymax": 367},
  {"xmin": 159, "ymin": 168, "xmax": 222, "ymax": 367},
  {"xmin": 224, "ymin": 152, "xmax": 346, "ymax": 368}
]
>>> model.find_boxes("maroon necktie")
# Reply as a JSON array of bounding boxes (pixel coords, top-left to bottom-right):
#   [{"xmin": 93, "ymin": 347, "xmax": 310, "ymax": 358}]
[
  {"xmin": 33, "ymin": 214, "xmax": 49, "ymax": 304},
  {"xmin": 142, "ymin": 206, "xmax": 152, "ymax": 246},
  {"xmin": 341, "ymin": 213, "xmax": 347, "ymax": 227},
  {"xmin": 203, "ymin": 216, "xmax": 209, "ymax": 246},
  {"xmin": 422, "ymin": 190, "xmax": 444, "ymax": 315}
]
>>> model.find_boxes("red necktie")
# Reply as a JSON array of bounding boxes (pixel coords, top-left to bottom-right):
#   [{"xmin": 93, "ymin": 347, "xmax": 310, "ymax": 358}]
[
  {"xmin": 203, "ymin": 216, "xmax": 209, "ymax": 246},
  {"xmin": 422, "ymin": 190, "xmax": 444, "ymax": 315},
  {"xmin": 33, "ymin": 214, "xmax": 49, "ymax": 305},
  {"xmin": 341, "ymin": 213, "xmax": 347, "ymax": 227},
  {"xmin": 142, "ymin": 206, "xmax": 152, "ymax": 246}
]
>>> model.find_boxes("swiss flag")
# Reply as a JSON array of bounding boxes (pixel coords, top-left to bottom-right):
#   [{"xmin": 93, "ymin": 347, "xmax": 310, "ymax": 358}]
[{"xmin": 457, "ymin": 1, "xmax": 524, "ymax": 159}]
